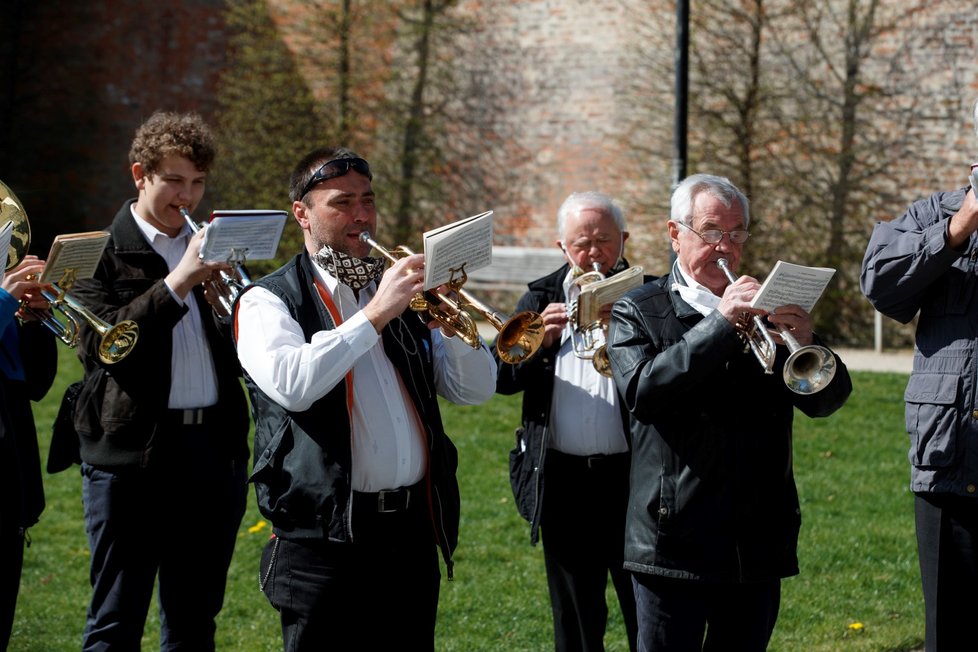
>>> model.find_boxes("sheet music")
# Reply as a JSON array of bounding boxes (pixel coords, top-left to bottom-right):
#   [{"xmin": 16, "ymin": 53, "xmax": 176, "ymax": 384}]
[
  {"xmin": 577, "ymin": 266, "xmax": 645, "ymax": 326},
  {"xmin": 422, "ymin": 210, "xmax": 493, "ymax": 289},
  {"xmin": 40, "ymin": 232, "xmax": 111, "ymax": 286},
  {"xmin": 750, "ymin": 260, "xmax": 835, "ymax": 314},
  {"xmin": 199, "ymin": 210, "xmax": 288, "ymax": 263}
]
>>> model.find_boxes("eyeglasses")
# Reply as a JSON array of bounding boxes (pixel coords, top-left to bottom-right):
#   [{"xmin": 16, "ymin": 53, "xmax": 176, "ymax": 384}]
[
  {"xmin": 300, "ymin": 157, "xmax": 372, "ymax": 198},
  {"xmin": 677, "ymin": 221, "xmax": 750, "ymax": 244}
]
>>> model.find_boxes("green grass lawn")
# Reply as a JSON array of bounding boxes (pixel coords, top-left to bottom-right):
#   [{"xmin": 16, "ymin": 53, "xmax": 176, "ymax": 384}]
[{"xmin": 10, "ymin": 347, "xmax": 923, "ymax": 651}]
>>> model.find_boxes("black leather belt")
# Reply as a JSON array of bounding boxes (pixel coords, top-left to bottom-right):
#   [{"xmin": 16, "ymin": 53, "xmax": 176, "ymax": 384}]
[
  {"xmin": 548, "ymin": 449, "xmax": 629, "ymax": 470},
  {"xmin": 353, "ymin": 481, "xmax": 423, "ymax": 514}
]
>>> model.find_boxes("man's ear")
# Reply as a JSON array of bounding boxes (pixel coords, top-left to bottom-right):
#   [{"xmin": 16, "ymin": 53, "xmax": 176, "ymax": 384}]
[
  {"xmin": 292, "ymin": 200, "xmax": 309, "ymax": 230},
  {"xmin": 667, "ymin": 221, "xmax": 681, "ymax": 254},
  {"xmin": 131, "ymin": 162, "xmax": 146, "ymax": 190}
]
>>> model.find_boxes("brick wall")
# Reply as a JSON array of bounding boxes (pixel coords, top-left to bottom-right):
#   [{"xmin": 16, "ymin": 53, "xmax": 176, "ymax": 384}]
[{"xmin": 0, "ymin": 0, "xmax": 229, "ymax": 254}]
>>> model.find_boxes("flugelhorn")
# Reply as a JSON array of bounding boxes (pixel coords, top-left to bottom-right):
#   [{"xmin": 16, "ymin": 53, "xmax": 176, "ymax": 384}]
[
  {"xmin": 717, "ymin": 258, "xmax": 836, "ymax": 395},
  {"xmin": 566, "ymin": 262, "xmax": 613, "ymax": 376},
  {"xmin": 0, "ymin": 179, "xmax": 138, "ymax": 364},
  {"xmin": 359, "ymin": 232, "xmax": 545, "ymax": 364},
  {"xmin": 180, "ymin": 207, "xmax": 252, "ymax": 317}
]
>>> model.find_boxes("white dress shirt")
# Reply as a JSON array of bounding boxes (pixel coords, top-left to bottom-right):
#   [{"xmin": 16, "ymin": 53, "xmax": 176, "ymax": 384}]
[
  {"xmin": 549, "ymin": 270, "xmax": 628, "ymax": 456},
  {"xmin": 131, "ymin": 207, "xmax": 219, "ymax": 409},
  {"xmin": 235, "ymin": 259, "xmax": 496, "ymax": 492}
]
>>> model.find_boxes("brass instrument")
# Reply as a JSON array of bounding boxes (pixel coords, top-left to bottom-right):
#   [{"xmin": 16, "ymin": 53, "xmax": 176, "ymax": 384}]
[
  {"xmin": 0, "ymin": 179, "xmax": 31, "ymax": 271},
  {"xmin": 717, "ymin": 258, "xmax": 836, "ymax": 394},
  {"xmin": 566, "ymin": 262, "xmax": 613, "ymax": 377},
  {"xmin": 179, "ymin": 207, "xmax": 252, "ymax": 317},
  {"xmin": 0, "ymin": 179, "xmax": 139, "ymax": 364},
  {"xmin": 359, "ymin": 232, "xmax": 545, "ymax": 364}
]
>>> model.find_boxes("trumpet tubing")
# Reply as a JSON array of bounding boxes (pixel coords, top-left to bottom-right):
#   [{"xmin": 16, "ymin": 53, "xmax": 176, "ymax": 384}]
[
  {"xmin": 359, "ymin": 232, "xmax": 544, "ymax": 364},
  {"xmin": 180, "ymin": 207, "xmax": 252, "ymax": 317},
  {"xmin": 567, "ymin": 262, "xmax": 614, "ymax": 376}
]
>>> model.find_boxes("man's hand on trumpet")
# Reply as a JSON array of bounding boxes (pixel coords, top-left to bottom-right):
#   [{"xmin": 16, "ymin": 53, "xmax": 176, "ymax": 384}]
[
  {"xmin": 363, "ymin": 253, "xmax": 426, "ymax": 333},
  {"xmin": 166, "ymin": 229, "xmax": 233, "ymax": 305},
  {"xmin": 765, "ymin": 304, "xmax": 814, "ymax": 347},
  {"xmin": 4, "ymin": 255, "xmax": 49, "ymax": 319},
  {"xmin": 539, "ymin": 301, "xmax": 569, "ymax": 349}
]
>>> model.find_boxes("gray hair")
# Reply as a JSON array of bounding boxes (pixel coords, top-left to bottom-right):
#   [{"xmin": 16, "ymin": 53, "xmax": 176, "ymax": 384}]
[
  {"xmin": 556, "ymin": 191, "xmax": 626, "ymax": 238},
  {"xmin": 670, "ymin": 174, "xmax": 750, "ymax": 228}
]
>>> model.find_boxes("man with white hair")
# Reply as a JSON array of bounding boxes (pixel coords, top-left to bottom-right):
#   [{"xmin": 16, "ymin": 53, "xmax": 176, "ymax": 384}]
[
  {"xmin": 497, "ymin": 190, "xmax": 645, "ymax": 651},
  {"xmin": 608, "ymin": 174, "xmax": 851, "ymax": 651}
]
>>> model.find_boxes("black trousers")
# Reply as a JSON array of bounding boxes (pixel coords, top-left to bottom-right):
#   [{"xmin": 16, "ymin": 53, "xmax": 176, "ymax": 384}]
[
  {"xmin": 631, "ymin": 572, "xmax": 780, "ymax": 652},
  {"xmin": 260, "ymin": 482, "xmax": 441, "ymax": 652},
  {"xmin": 81, "ymin": 423, "xmax": 247, "ymax": 651},
  {"xmin": 540, "ymin": 450, "xmax": 638, "ymax": 652},
  {"xmin": 0, "ymin": 522, "xmax": 25, "ymax": 651},
  {"xmin": 915, "ymin": 492, "xmax": 978, "ymax": 652}
]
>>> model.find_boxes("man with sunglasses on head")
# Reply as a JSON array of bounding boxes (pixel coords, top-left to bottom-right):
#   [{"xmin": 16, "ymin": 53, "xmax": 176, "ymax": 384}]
[
  {"xmin": 497, "ymin": 191, "xmax": 646, "ymax": 651},
  {"xmin": 605, "ymin": 174, "xmax": 851, "ymax": 651},
  {"xmin": 233, "ymin": 146, "xmax": 496, "ymax": 651}
]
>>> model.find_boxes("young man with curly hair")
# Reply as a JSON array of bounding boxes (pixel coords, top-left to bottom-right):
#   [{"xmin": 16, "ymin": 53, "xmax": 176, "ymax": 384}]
[{"xmin": 70, "ymin": 111, "xmax": 250, "ymax": 650}]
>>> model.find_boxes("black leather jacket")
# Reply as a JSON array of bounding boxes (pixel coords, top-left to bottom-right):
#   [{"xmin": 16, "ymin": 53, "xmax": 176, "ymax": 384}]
[
  {"xmin": 496, "ymin": 263, "xmax": 648, "ymax": 544},
  {"xmin": 607, "ymin": 273, "xmax": 852, "ymax": 582},
  {"xmin": 71, "ymin": 201, "xmax": 250, "ymax": 468}
]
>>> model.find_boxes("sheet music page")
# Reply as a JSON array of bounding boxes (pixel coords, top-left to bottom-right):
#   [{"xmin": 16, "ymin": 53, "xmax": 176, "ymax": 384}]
[
  {"xmin": 422, "ymin": 210, "xmax": 493, "ymax": 289},
  {"xmin": 199, "ymin": 210, "xmax": 288, "ymax": 262},
  {"xmin": 41, "ymin": 232, "xmax": 111, "ymax": 285},
  {"xmin": 577, "ymin": 265, "xmax": 645, "ymax": 326},
  {"xmin": 0, "ymin": 220, "xmax": 14, "ymax": 273},
  {"xmin": 750, "ymin": 260, "xmax": 836, "ymax": 314}
]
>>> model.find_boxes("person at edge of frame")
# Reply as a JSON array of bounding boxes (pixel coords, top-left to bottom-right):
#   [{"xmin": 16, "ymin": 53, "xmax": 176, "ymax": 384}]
[{"xmin": 860, "ymin": 98, "xmax": 978, "ymax": 652}]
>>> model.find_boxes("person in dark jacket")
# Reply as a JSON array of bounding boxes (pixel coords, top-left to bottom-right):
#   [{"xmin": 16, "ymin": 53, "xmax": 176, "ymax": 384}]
[
  {"xmin": 233, "ymin": 146, "xmax": 496, "ymax": 652},
  {"xmin": 497, "ymin": 191, "xmax": 645, "ymax": 652},
  {"xmin": 0, "ymin": 253, "xmax": 57, "ymax": 652},
  {"xmin": 606, "ymin": 173, "xmax": 852, "ymax": 652},
  {"xmin": 860, "ymin": 100, "xmax": 978, "ymax": 652},
  {"xmin": 69, "ymin": 111, "xmax": 250, "ymax": 651}
]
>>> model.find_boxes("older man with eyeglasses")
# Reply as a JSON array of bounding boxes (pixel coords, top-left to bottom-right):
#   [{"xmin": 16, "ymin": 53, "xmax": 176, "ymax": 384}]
[
  {"xmin": 233, "ymin": 146, "xmax": 496, "ymax": 651},
  {"xmin": 605, "ymin": 173, "xmax": 852, "ymax": 652}
]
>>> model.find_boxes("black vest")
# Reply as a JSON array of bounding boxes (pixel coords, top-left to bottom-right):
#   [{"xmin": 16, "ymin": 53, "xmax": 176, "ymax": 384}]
[{"xmin": 237, "ymin": 253, "xmax": 460, "ymax": 568}]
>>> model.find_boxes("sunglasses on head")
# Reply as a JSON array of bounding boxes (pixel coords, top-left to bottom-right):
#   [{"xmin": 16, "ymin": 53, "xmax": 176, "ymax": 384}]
[{"xmin": 300, "ymin": 157, "xmax": 372, "ymax": 198}]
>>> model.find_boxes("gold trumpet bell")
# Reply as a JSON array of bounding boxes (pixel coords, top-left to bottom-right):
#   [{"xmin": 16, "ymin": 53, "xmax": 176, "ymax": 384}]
[
  {"xmin": 495, "ymin": 311, "xmax": 545, "ymax": 364},
  {"xmin": 0, "ymin": 178, "xmax": 32, "ymax": 271}
]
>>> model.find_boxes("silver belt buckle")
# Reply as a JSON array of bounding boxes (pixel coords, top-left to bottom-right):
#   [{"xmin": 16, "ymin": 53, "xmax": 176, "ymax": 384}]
[
  {"xmin": 377, "ymin": 488, "xmax": 409, "ymax": 513},
  {"xmin": 182, "ymin": 408, "xmax": 204, "ymax": 425}
]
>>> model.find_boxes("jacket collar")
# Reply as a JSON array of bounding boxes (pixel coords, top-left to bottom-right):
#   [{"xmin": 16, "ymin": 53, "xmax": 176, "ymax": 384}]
[{"xmin": 109, "ymin": 199, "xmax": 159, "ymax": 255}]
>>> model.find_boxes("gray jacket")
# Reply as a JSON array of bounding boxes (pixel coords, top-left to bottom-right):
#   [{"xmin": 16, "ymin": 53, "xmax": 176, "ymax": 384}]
[{"xmin": 861, "ymin": 186, "xmax": 978, "ymax": 495}]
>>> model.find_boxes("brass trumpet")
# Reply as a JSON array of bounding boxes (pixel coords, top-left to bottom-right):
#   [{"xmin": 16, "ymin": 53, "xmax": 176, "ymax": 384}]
[
  {"xmin": 717, "ymin": 258, "xmax": 836, "ymax": 394},
  {"xmin": 359, "ymin": 232, "xmax": 545, "ymax": 364},
  {"xmin": 566, "ymin": 262, "xmax": 613, "ymax": 377},
  {"xmin": 0, "ymin": 179, "xmax": 139, "ymax": 364},
  {"xmin": 180, "ymin": 207, "xmax": 252, "ymax": 317}
]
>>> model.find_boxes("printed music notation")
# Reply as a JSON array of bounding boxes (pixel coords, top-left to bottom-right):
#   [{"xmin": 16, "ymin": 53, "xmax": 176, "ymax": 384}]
[
  {"xmin": 750, "ymin": 260, "xmax": 835, "ymax": 314},
  {"xmin": 577, "ymin": 265, "xmax": 645, "ymax": 327},
  {"xmin": 40, "ymin": 231, "xmax": 111, "ymax": 286},
  {"xmin": 422, "ymin": 210, "xmax": 494, "ymax": 290},
  {"xmin": 199, "ymin": 209, "xmax": 288, "ymax": 263}
]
